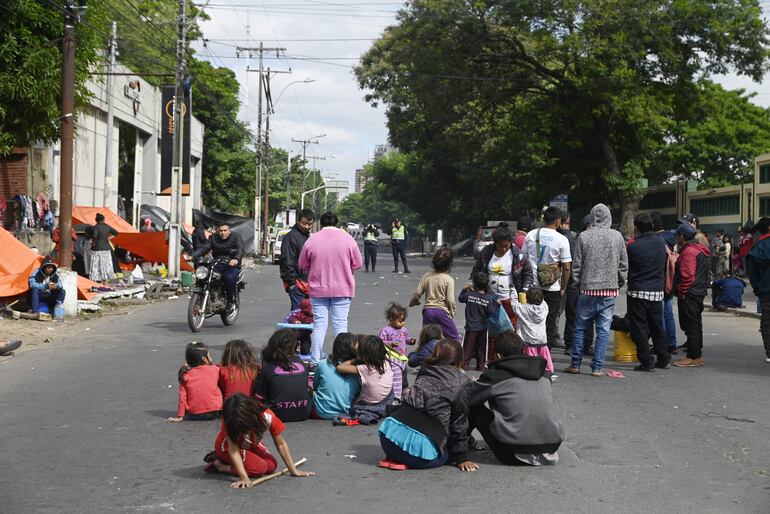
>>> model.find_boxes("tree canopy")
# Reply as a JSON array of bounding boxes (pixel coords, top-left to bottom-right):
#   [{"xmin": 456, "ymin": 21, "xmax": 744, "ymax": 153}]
[{"xmin": 356, "ymin": 0, "xmax": 770, "ymax": 234}]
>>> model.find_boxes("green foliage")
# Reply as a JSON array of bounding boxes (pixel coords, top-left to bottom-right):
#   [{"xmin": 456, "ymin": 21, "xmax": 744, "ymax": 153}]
[
  {"xmin": 356, "ymin": 0, "xmax": 770, "ymax": 234},
  {"xmin": 0, "ymin": 0, "xmax": 108, "ymax": 154}
]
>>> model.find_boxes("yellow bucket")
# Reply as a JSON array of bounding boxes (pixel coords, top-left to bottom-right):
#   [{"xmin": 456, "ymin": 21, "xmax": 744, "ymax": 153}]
[{"xmin": 613, "ymin": 330, "xmax": 637, "ymax": 362}]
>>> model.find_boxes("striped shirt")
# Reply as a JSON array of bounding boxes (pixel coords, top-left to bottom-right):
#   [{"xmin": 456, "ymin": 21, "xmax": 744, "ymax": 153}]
[
  {"xmin": 627, "ymin": 290, "xmax": 664, "ymax": 302},
  {"xmin": 581, "ymin": 289, "xmax": 619, "ymax": 298}
]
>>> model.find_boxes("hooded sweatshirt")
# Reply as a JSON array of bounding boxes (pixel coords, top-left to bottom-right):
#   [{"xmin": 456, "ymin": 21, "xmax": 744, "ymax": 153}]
[
  {"xmin": 512, "ymin": 300, "xmax": 549, "ymax": 346},
  {"xmin": 28, "ymin": 256, "xmax": 63, "ymax": 292},
  {"xmin": 470, "ymin": 355, "xmax": 564, "ymax": 454},
  {"xmin": 572, "ymin": 204, "xmax": 628, "ymax": 292},
  {"xmin": 673, "ymin": 240, "xmax": 710, "ymax": 297}
]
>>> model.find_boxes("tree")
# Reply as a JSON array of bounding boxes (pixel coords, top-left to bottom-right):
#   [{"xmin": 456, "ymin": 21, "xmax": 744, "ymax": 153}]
[
  {"xmin": 0, "ymin": 0, "xmax": 108, "ymax": 154},
  {"xmin": 356, "ymin": 0, "xmax": 770, "ymax": 235}
]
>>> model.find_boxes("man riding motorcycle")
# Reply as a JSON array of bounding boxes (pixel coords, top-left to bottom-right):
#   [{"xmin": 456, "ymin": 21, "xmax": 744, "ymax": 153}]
[{"xmin": 191, "ymin": 223, "xmax": 245, "ymax": 312}]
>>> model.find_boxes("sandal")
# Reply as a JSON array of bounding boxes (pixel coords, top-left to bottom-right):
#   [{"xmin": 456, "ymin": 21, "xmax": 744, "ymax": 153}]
[
  {"xmin": 203, "ymin": 450, "xmax": 217, "ymax": 463},
  {"xmin": 606, "ymin": 370, "xmax": 625, "ymax": 379}
]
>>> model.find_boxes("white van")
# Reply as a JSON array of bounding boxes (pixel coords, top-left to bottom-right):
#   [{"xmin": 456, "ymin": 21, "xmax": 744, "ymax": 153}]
[{"xmin": 272, "ymin": 229, "xmax": 291, "ymax": 264}]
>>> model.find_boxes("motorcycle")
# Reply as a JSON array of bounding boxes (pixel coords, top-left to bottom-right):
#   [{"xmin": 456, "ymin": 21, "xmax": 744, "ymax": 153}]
[{"xmin": 187, "ymin": 258, "xmax": 245, "ymax": 332}]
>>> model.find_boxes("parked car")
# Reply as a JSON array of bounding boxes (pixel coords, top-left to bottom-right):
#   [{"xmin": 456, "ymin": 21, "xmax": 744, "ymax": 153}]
[
  {"xmin": 272, "ymin": 229, "xmax": 291, "ymax": 264},
  {"xmin": 473, "ymin": 225, "xmax": 497, "ymax": 257}
]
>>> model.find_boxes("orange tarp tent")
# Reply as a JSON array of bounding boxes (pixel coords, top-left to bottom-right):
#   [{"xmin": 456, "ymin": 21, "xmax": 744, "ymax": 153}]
[
  {"xmin": 71, "ymin": 206, "xmax": 138, "ymax": 233},
  {"xmin": 0, "ymin": 226, "xmax": 99, "ymax": 301},
  {"xmin": 113, "ymin": 231, "xmax": 193, "ymax": 271}
]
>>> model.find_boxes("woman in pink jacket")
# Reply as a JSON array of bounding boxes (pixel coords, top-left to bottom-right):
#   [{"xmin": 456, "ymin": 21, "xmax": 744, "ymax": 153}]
[{"xmin": 298, "ymin": 211, "xmax": 363, "ymax": 363}]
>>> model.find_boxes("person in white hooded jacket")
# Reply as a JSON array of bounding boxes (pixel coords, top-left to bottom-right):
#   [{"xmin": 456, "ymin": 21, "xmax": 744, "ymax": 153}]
[{"xmin": 511, "ymin": 288, "xmax": 553, "ymax": 375}]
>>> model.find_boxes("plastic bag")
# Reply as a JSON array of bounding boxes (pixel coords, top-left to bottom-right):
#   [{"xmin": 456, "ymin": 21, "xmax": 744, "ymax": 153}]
[{"xmin": 488, "ymin": 305, "xmax": 514, "ymax": 337}]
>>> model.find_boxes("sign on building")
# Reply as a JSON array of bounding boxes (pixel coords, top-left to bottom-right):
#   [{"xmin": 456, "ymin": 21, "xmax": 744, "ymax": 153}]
[{"xmin": 160, "ymin": 85, "xmax": 191, "ymax": 195}]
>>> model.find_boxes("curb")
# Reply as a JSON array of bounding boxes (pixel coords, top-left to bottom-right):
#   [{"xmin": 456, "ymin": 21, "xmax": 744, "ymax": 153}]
[{"xmin": 709, "ymin": 306, "xmax": 760, "ymax": 320}]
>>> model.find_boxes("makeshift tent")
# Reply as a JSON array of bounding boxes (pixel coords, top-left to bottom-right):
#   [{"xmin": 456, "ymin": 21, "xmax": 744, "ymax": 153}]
[
  {"xmin": 193, "ymin": 209, "xmax": 255, "ymax": 254},
  {"xmin": 139, "ymin": 204, "xmax": 194, "ymax": 234},
  {"xmin": 113, "ymin": 231, "xmax": 193, "ymax": 271},
  {"xmin": 71, "ymin": 206, "xmax": 138, "ymax": 233},
  {"xmin": 0, "ymin": 226, "xmax": 99, "ymax": 300}
]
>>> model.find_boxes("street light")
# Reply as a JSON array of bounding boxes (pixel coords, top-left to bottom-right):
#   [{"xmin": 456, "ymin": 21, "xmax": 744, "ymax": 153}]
[
  {"xmin": 271, "ymin": 78, "xmax": 314, "ymax": 112},
  {"xmin": 301, "ymin": 182, "xmax": 326, "ymax": 210}
]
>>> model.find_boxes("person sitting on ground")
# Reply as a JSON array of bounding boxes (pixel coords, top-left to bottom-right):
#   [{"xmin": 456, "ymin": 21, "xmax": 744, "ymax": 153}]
[
  {"xmin": 218, "ymin": 339, "xmax": 261, "ymax": 401},
  {"xmin": 167, "ymin": 342, "xmax": 223, "ymax": 422},
  {"xmin": 378, "ymin": 338, "xmax": 478, "ymax": 472},
  {"xmin": 379, "ymin": 302, "xmax": 414, "ymax": 400},
  {"xmin": 468, "ymin": 331, "xmax": 564, "ymax": 466},
  {"xmin": 459, "ymin": 272, "xmax": 499, "ymax": 370},
  {"xmin": 204, "ymin": 394, "xmax": 314, "ymax": 487},
  {"xmin": 337, "ymin": 335, "xmax": 394, "ymax": 425},
  {"xmin": 410, "ymin": 247, "xmax": 460, "ymax": 341},
  {"xmin": 28, "ymin": 256, "xmax": 65, "ymax": 316},
  {"xmin": 511, "ymin": 288, "xmax": 554, "ymax": 378},
  {"xmin": 712, "ymin": 272, "xmax": 746, "ymax": 310},
  {"xmin": 312, "ymin": 333, "xmax": 361, "ymax": 419},
  {"xmin": 252, "ymin": 329, "xmax": 311, "ymax": 422},
  {"xmin": 407, "ymin": 324, "xmax": 444, "ymax": 368},
  {"xmin": 191, "ymin": 223, "xmax": 245, "ymax": 313}
]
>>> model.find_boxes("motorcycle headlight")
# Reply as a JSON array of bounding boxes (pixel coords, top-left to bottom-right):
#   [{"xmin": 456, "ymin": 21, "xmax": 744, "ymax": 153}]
[{"xmin": 195, "ymin": 266, "xmax": 209, "ymax": 280}]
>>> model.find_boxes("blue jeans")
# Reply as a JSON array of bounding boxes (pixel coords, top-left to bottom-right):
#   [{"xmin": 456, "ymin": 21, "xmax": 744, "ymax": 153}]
[
  {"xmin": 310, "ymin": 297, "xmax": 352, "ymax": 363},
  {"xmin": 287, "ymin": 284, "xmax": 306, "ymax": 311},
  {"xmin": 662, "ymin": 296, "xmax": 677, "ymax": 349},
  {"xmin": 571, "ymin": 295, "xmax": 616, "ymax": 371},
  {"xmin": 379, "ymin": 432, "xmax": 449, "ymax": 469},
  {"xmin": 213, "ymin": 262, "xmax": 240, "ymax": 304},
  {"xmin": 30, "ymin": 287, "xmax": 66, "ymax": 313}
]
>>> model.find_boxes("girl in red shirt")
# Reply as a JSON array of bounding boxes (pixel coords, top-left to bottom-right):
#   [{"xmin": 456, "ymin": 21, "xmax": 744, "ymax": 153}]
[
  {"xmin": 218, "ymin": 339, "xmax": 261, "ymax": 400},
  {"xmin": 205, "ymin": 394, "xmax": 315, "ymax": 488},
  {"xmin": 167, "ymin": 342, "xmax": 223, "ymax": 422}
]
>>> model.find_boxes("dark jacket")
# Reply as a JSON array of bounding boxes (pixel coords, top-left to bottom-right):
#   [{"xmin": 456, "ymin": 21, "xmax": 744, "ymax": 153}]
[
  {"xmin": 402, "ymin": 363, "xmax": 472, "ymax": 463},
  {"xmin": 626, "ymin": 231, "xmax": 667, "ymax": 292},
  {"xmin": 192, "ymin": 232, "xmax": 245, "ymax": 266},
  {"xmin": 748, "ymin": 234, "xmax": 770, "ymax": 298},
  {"xmin": 407, "ymin": 339, "xmax": 438, "ymax": 368},
  {"xmin": 471, "ymin": 244, "xmax": 534, "ymax": 292},
  {"xmin": 458, "ymin": 289, "xmax": 499, "ymax": 331},
  {"xmin": 91, "ymin": 222, "xmax": 117, "ymax": 251},
  {"xmin": 28, "ymin": 256, "xmax": 63, "ymax": 291},
  {"xmin": 713, "ymin": 276, "xmax": 745, "ymax": 308},
  {"xmin": 279, "ymin": 225, "xmax": 310, "ymax": 284},
  {"xmin": 673, "ymin": 242, "xmax": 710, "ymax": 298},
  {"xmin": 470, "ymin": 355, "xmax": 564, "ymax": 454},
  {"xmin": 557, "ymin": 228, "xmax": 577, "ymax": 285},
  {"xmin": 192, "ymin": 226, "xmax": 208, "ymax": 252}
]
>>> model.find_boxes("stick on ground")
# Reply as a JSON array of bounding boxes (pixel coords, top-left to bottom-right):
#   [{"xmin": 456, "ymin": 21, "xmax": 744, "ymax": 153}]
[{"xmin": 249, "ymin": 458, "xmax": 307, "ymax": 486}]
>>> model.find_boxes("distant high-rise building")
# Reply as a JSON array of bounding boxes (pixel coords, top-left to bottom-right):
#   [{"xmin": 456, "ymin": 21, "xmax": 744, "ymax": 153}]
[
  {"xmin": 373, "ymin": 143, "xmax": 393, "ymax": 162},
  {"xmin": 355, "ymin": 168, "xmax": 370, "ymax": 193}
]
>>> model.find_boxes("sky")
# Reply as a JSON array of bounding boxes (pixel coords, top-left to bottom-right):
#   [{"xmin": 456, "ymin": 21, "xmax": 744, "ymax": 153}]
[
  {"xmin": 191, "ymin": 1, "xmax": 770, "ymax": 196},
  {"xmin": 191, "ymin": 1, "xmax": 404, "ymax": 194}
]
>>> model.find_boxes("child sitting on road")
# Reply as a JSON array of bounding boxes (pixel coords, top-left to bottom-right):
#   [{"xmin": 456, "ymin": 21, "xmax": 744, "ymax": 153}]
[
  {"xmin": 252, "ymin": 329, "xmax": 311, "ymax": 422},
  {"xmin": 218, "ymin": 339, "xmax": 261, "ymax": 401},
  {"xmin": 337, "ymin": 335, "xmax": 394, "ymax": 425},
  {"xmin": 379, "ymin": 302, "xmax": 414, "ymax": 400},
  {"xmin": 511, "ymin": 288, "xmax": 554, "ymax": 377},
  {"xmin": 312, "ymin": 333, "xmax": 361, "ymax": 419},
  {"xmin": 408, "ymin": 324, "xmax": 444, "ymax": 368},
  {"xmin": 167, "ymin": 341, "xmax": 223, "ymax": 422},
  {"xmin": 459, "ymin": 272, "xmax": 499, "ymax": 370},
  {"xmin": 204, "ymin": 393, "xmax": 315, "ymax": 487},
  {"xmin": 409, "ymin": 247, "xmax": 460, "ymax": 341}
]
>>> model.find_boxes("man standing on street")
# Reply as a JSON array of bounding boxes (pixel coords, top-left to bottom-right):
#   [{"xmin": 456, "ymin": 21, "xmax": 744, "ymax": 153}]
[
  {"xmin": 747, "ymin": 217, "xmax": 770, "ymax": 363},
  {"xmin": 626, "ymin": 213, "xmax": 670, "ymax": 371},
  {"xmin": 280, "ymin": 208, "xmax": 315, "ymax": 310},
  {"xmin": 391, "ymin": 218, "xmax": 410, "ymax": 273},
  {"xmin": 672, "ymin": 223, "xmax": 710, "ymax": 367},
  {"xmin": 525, "ymin": 207, "xmax": 571, "ymax": 350},
  {"xmin": 363, "ymin": 222, "xmax": 380, "ymax": 272},
  {"xmin": 652, "ymin": 212, "xmax": 679, "ymax": 353},
  {"xmin": 564, "ymin": 204, "xmax": 627, "ymax": 377}
]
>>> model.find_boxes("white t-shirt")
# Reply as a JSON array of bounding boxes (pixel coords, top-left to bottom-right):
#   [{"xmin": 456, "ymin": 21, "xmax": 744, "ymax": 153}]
[
  {"xmin": 525, "ymin": 228, "xmax": 572, "ymax": 292},
  {"xmin": 488, "ymin": 250, "xmax": 514, "ymax": 299}
]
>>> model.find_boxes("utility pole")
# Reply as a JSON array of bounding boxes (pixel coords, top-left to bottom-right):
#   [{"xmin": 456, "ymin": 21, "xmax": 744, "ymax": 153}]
[
  {"xmin": 58, "ymin": 2, "xmax": 81, "ymax": 269},
  {"xmin": 285, "ymin": 150, "xmax": 291, "ymax": 223},
  {"xmin": 103, "ymin": 21, "xmax": 117, "ymax": 210},
  {"xmin": 167, "ymin": 0, "xmax": 186, "ymax": 279}
]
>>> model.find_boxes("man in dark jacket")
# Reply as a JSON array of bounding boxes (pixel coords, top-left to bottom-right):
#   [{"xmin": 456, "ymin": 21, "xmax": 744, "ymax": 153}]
[
  {"xmin": 626, "ymin": 213, "xmax": 670, "ymax": 371},
  {"xmin": 469, "ymin": 331, "xmax": 563, "ymax": 465},
  {"xmin": 28, "ymin": 256, "xmax": 65, "ymax": 316},
  {"xmin": 672, "ymin": 223, "xmax": 710, "ymax": 367},
  {"xmin": 362, "ymin": 222, "xmax": 380, "ymax": 272},
  {"xmin": 280, "ymin": 208, "xmax": 314, "ymax": 310},
  {"xmin": 748, "ymin": 217, "xmax": 770, "ymax": 363},
  {"xmin": 651, "ymin": 211, "xmax": 678, "ymax": 353},
  {"xmin": 191, "ymin": 223, "xmax": 245, "ymax": 310}
]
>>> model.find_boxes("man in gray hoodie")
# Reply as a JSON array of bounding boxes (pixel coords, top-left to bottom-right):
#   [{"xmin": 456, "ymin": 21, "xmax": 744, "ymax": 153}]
[{"xmin": 564, "ymin": 204, "xmax": 628, "ymax": 377}]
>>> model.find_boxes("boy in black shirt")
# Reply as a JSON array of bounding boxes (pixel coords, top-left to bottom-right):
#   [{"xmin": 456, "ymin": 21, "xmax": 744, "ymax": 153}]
[{"xmin": 459, "ymin": 272, "xmax": 499, "ymax": 370}]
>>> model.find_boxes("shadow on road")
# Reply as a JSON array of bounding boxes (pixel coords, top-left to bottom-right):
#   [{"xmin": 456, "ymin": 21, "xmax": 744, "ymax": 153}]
[{"xmin": 145, "ymin": 409, "xmax": 177, "ymax": 419}]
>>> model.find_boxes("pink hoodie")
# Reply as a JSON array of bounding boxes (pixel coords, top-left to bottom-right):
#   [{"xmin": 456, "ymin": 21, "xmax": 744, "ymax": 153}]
[{"xmin": 298, "ymin": 227, "xmax": 363, "ymax": 298}]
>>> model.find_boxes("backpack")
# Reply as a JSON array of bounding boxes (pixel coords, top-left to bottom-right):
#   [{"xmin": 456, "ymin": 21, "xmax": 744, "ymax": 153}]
[{"xmin": 664, "ymin": 245, "xmax": 679, "ymax": 296}]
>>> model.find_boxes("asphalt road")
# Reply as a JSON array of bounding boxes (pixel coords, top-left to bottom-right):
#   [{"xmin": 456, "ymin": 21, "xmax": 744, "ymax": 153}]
[{"xmin": 1, "ymin": 256, "xmax": 769, "ymax": 513}]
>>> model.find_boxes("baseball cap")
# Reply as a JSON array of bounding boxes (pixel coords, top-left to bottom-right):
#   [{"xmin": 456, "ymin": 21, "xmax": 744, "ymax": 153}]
[
  {"xmin": 516, "ymin": 215, "xmax": 532, "ymax": 232},
  {"xmin": 676, "ymin": 223, "xmax": 697, "ymax": 240}
]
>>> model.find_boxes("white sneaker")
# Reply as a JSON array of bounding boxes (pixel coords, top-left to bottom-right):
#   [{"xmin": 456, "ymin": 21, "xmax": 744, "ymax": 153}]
[
  {"xmin": 765, "ymin": 357, "xmax": 770, "ymax": 363},
  {"xmin": 550, "ymin": 373, "xmax": 559, "ymax": 382}
]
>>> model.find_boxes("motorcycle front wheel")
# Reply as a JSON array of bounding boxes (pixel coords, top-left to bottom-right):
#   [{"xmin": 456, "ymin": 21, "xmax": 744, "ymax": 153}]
[{"xmin": 188, "ymin": 292, "xmax": 206, "ymax": 332}]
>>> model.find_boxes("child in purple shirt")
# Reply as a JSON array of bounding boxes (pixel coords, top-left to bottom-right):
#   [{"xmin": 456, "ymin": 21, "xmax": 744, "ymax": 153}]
[{"xmin": 378, "ymin": 303, "xmax": 416, "ymax": 399}]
